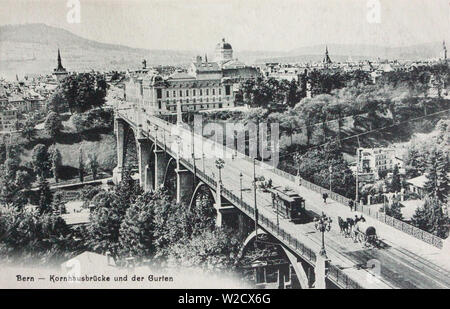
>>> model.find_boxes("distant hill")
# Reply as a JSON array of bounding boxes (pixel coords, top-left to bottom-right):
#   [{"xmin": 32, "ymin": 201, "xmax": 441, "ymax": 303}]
[
  {"xmin": 0, "ymin": 23, "xmax": 197, "ymax": 79},
  {"xmin": 256, "ymin": 42, "xmax": 445, "ymax": 63},
  {"xmin": 0, "ymin": 23, "xmax": 446, "ymax": 79}
]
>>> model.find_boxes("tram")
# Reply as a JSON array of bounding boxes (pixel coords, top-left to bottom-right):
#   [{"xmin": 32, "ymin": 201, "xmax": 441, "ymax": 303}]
[{"xmin": 267, "ymin": 187, "xmax": 306, "ymax": 222}]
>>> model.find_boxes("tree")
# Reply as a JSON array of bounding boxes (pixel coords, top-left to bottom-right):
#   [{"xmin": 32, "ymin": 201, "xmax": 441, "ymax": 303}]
[
  {"xmin": 164, "ymin": 229, "xmax": 241, "ymax": 271},
  {"xmin": 78, "ymin": 148, "xmax": 84, "ymax": 183},
  {"xmin": 37, "ymin": 176, "xmax": 53, "ymax": 215},
  {"xmin": 21, "ymin": 118, "xmax": 36, "ymax": 141},
  {"xmin": 411, "ymin": 196, "xmax": 449, "ymax": 238},
  {"xmin": 32, "ymin": 144, "xmax": 51, "ymax": 178},
  {"xmin": 390, "ymin": 164, "xmax": 402, "ymax": 193},
  {"xmin": 424, "ymin": 149, "xmax": 449, "ymax": 203},
  {"xmin": 47, "ymin": 91, "xmax": 68, "ymax": 114},
  {"xmin": 0, "ymin": 207, "xmax": 77, "ymax": 265},
  {"xmin": 88, "ymin": 153, "xmax": 99, "ymax": 180},
  {"xmin": 51, "ymin": 191, "xmax": 66, "ymax": 214},
  {"xmin": 87, "ymin": 191, "xmax": 121, "ymax": 257},
  {"xmin": 49, "ymin": 147, "xmax": 62, "ymax": 183},
  {"xmin": 384, "ymin": 201, "xmax": 404, "ymax": 220},
  {"xmin": 61, "ymin": 73, "xmax": 107, "ymax": 114},
  {"xmin": 44, "ymin": 111, "xmax": 63, "ymax": 141},
  {"xmin": 118, "ymin": 192, "xmax": 158, "ymax": 260},
  {"xmin": 87, "ymin": 170, "xmax": 141, "ymax": 259}
]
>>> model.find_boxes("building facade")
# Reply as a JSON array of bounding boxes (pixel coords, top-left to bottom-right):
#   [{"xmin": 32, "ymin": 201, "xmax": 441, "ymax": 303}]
[
  {"xmin": 124, "ymin": 39, "xmax": 259, "ymax": 115},
  {"xmin": 0, "ymin": 108, "xmax": 18, "ymax": 132},
  {"xmin": 357, "ymin": 147, "xmax": 397, "ymax": 179}
]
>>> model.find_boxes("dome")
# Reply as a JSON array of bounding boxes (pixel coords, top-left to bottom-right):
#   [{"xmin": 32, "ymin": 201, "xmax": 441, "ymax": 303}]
[{"xmin": 216, "ymin": 38, "xmax": 232, "ymax": 50}]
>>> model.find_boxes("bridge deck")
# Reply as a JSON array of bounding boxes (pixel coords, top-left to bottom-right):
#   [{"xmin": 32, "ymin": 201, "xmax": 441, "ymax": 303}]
[{"xmin": 117, "ymin": 105, "xmax": 450, "ymax": 289}]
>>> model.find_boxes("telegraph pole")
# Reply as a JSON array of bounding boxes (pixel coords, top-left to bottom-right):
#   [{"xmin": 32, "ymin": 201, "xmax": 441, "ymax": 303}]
[
  {"xmin": 356, "ymin": 136, "xmax": 361, "ymax": 205},
  {"xmin": 253, "ymin": 158, "xmax": 258, "ymax": 246}
]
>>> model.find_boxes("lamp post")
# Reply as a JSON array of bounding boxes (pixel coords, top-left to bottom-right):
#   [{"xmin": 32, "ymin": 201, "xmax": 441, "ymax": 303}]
[
  {"xmin": 175, "ymin": 135, "xmax": 181, "ymax": 168},
  {"xmin": 314, "ymin": 212, "xmax": 332, "ymax": 258},
  {"xmin": 215, "ymin": 158, "xmax": 225, "ymax": 184},
  {"xmin": 202, "ymin": 153, "xmax": 205, "ymax": 172},
  {"xmin": 253, "ymin": 158, "xmax": 259, "ymax": 245},
  {"xmin": 239, "ymin": 172, "xmax": 243, "ymax": 202},
  {"xmin": 293, "ymin": 153, "xmax": 301, "ymax": 176},
  {"xmin": 153, "ymin": 125, "xmax": 158, "ymax": 147},
  {"xmin": 329, "ymin": 164, "xmax": 332, "ymax": 194}
]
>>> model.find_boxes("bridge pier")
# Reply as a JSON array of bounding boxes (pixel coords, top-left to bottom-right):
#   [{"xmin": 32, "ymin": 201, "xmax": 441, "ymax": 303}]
[
  {"xmin": 137, "ymin": 140, "xmax": 153, "ymax": 192},
  {"xmin": 154, "ymin": 149, "xmax": 168, "ymax": 191},
  {"xmin": 176, "ymin": 168, "xmax": 194, "ymax": 204},
  {"xmin": 314, "ymin": 255, "xmax": 329, "ymax": 289},
  {"xmin": 113, "ymin": 117, "xmax": 126, "ymax": 184}
]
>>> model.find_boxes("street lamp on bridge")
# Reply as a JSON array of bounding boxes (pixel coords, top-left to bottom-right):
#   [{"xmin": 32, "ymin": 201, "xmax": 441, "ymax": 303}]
[
  {"xmin": 153, "ymin": 125, "xmax": 159, "ymax": 147},
  {"xmin": 314, "ymin": 212, "xmax": 332, "ymax": 258},
  {"xmin": 215, "ymin": 158, "xmax": 225, "ymax": 184},
  {"xmin": 239, "ymin": 172, "xmax": 243, "ymax": 202}
]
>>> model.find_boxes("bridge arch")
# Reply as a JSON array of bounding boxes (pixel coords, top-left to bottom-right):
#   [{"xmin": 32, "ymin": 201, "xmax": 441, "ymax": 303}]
[
  {"xmin": 188, "ymin": 181, "xmax": 217, "ymax": 211},
  {"xmin": 122, "ymin": 123, "xmax": 139, "ymax": 171},
  {"xmin": 161, "ymin": 156, "xmax": 179, "ymax": 196},
  {"xmin": 237, "ymin": 229, "xmax": 310, "ymax": 289}
]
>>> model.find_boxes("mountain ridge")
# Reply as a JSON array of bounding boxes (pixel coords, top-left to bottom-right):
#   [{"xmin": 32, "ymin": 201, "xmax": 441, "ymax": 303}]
[{"xmin": 0, "ymin": 23, "xmax": 445, "ymax": 79}]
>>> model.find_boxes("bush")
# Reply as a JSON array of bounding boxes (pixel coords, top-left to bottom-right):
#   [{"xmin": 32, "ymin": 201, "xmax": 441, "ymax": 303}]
[{"xmin": 70, "ymin": 108, "xmax": 113, "ymax": 133}]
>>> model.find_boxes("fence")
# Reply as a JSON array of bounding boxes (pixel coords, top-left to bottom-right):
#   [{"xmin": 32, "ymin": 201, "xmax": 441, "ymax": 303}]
[{"xmin": 277, "ymin": 163, "xmax": 444, "ymax": 249}]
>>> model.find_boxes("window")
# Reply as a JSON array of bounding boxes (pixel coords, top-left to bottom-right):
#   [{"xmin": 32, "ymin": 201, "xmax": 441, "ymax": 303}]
[
  {"xmin": 193, "ymin": 89, "xmax": 196, "ymax": 96},
  {"xmin": 158, "ymin": 101, "xmax": 162, "ymax": 109},
  {"xmin": 166, "ymin": 91, "xmax": 169, "ymax": 98},
  {"xmin": 206, "ymin": 89, "xmax": 209, "ymax": 96},
  {"xmin": 157, "ymin": 89, "xmax": 162, "ymax": 99},
  {"xmin": 186, "ymin": 89, "xmax": 189, "ymax": 96},
  {"xmin": 219, "ymin": 88, "xmax": 222, "ymax": 95},
  {"xmin": 173, "ymin": 90, "xmax": 176, "ymax": 97},
  {"xmin": 180, "ymin": 90, "xmax": 183, "ymax": 97},
  {"xmin": 212, "ymin": 89, "xmax": 215, "ymax": 95},
  {"xmin": 200, "ymin": 89, "xmax": 203, "ymax": 96},
  {"xmin": 225, "ymin": 85, "xmax": 231, "ymax": 95}
]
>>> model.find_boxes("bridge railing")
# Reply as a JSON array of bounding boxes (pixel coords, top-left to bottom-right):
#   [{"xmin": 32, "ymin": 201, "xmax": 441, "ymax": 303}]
[
  {"xmin": 268, "ymin": 159, "xmax": 445, "ymax": 249},
  {"xmin": 194, "ymin": 159, "xmax": 361, "ymax": 288}
]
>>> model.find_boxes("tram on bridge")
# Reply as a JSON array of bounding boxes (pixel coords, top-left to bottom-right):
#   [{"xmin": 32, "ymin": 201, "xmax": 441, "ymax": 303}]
[{"xmin": 268, "ymin": 187, "xmax": 307, "ymax": 222}]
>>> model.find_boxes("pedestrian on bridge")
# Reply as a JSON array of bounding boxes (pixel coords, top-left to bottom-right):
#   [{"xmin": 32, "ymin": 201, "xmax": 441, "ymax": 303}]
[
  {"xmin": 348, "ymin": 200, "xmax": 354, "ymax": 212},
  {"xmin": 322, "ymin": 192, "xmax": 328, "ymax": 204}
]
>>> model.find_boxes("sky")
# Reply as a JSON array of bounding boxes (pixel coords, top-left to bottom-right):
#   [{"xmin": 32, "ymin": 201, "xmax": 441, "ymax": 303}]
[{"xmin": 0, "ymin": 0, "xmax": 449, "ymax": 51}]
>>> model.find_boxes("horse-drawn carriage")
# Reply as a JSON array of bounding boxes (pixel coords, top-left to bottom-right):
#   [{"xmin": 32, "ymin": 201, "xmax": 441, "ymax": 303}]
[{"xmin": 338, "ymin": 215, "xmax": 380, "ymax": 248}]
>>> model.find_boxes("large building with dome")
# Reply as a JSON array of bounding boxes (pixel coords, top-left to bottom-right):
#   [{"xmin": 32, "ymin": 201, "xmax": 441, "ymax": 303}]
[{"xmin": 124, "ymin": 38, "xmax": 259, "ymax": 116}]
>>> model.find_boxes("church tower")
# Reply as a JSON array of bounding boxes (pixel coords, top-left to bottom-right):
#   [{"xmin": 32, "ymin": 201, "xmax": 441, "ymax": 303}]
[
  {"xmin": 323, "ymin": 46, "xmax": 332, "ymax": 66},
  {"xmin": 442, "ymin": 40, "xmax": 447, "ymax": 60},
  {"xmin": 53, "ymin": 49, "xmax": 68, "ymax": 82}
]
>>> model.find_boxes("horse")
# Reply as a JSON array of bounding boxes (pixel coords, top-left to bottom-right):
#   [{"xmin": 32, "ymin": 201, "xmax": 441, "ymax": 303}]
[
  {"xmin": 338, "ymin": 216, "xmax": 349, "ymax": 236},
  {"xmin": 346, "ymin": 217, "xmax": 356, "ymax": 239}
]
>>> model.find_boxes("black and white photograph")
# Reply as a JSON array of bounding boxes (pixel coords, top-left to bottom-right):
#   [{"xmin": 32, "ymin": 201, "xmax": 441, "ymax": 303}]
[{"xmin": 0, "ymin": 0, "xmax": 449, "ymax": 294}]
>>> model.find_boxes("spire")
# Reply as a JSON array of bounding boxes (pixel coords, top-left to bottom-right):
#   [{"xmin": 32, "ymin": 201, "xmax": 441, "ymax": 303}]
[
  {"xmin": 323, "ymin": 45, "xmax": 332, "ymax": 65},
  {"xmin": 443, "ymin": 40, "xmax": 447, "ymax": 60},
  {"xmin": 56, "ymin": 49, "xmax": 65, "ymax": 71},
  {"xmin": 205, "ymin": 53, "xmax": 208, "ymax": 62}
]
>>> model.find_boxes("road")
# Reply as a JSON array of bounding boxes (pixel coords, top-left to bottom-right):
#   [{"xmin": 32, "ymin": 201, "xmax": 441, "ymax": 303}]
[{"xmin": 120, "ymin": 107, "xmax": 450, "ymax": 289}]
